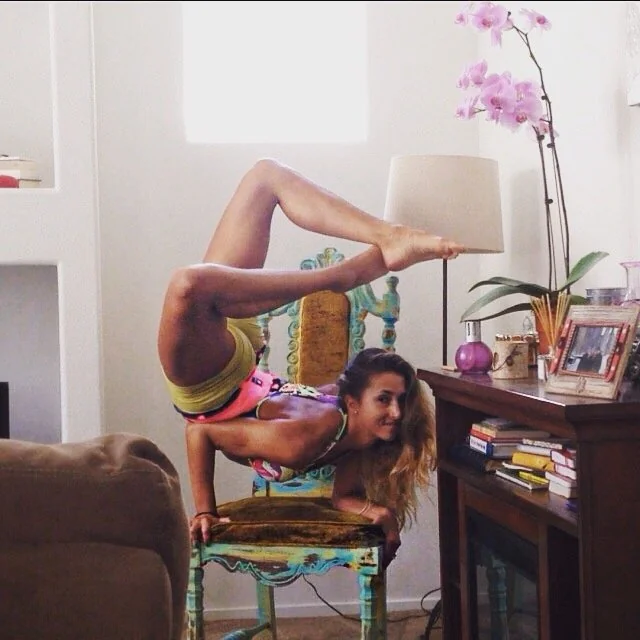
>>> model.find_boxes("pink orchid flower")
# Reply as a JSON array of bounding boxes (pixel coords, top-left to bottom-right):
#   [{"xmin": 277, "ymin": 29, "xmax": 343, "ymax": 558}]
[
  {"xmin": 469, "ymin": 2, "xmax": 511, "ymax": 46},
  {"xmin": 452, "ymin": 3, "xmax": 581, "ymax": 298},
  {"xmin": 520, "ymin": 8, "xmax": 551, "ymax": 31},
  {"xmin": 501, "ymin": 94, "xmax": 543, "ymax": 130},
  {"xmin": 513, "ymin": 81, "xmax": 544, "ymax": 119},
  {"xmin": 455, "ymin": 95, "xmax": 481, "ymax": 120},
  {"xmin": 457, "ymin": 59, "xmax": 489, "ymax": 89},
  {"xmin": 479, "ymin": 73, "xmax": 517, "ymax": 122},
  {"xmin": 454, "ymin": 2, "xmax": 473, "ymax": 25}
]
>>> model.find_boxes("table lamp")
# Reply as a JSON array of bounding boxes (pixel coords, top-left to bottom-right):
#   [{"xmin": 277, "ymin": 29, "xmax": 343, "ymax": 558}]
[{"xmin": 383, "ymin": 154, "xmax": 504, "ymax": 366}]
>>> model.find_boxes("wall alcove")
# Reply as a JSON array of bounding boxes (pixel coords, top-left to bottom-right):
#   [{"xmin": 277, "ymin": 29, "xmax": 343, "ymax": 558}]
[{"xmin": 0, "ymin": 2, "xmax": 103, "ymax": 443}]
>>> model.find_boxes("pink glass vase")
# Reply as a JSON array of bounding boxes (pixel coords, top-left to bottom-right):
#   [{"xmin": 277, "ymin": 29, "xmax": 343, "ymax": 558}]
[{"xmin": 455, "ymin": 321, "xmax": 493, "ymax": 374}]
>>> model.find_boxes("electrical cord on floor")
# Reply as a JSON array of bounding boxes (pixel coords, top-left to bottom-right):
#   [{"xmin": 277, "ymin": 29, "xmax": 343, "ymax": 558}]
[
  {"xmin": 303, "ymin": 575, "xmax": 442, "ymax": 627},
  {"xmin": 421, "ymin": 596, "xmax": 442, "ymax": 640}
]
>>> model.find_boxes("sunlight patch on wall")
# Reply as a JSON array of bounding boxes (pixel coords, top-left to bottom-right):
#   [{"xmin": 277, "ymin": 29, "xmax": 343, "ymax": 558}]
[{"xmin": 182, "ymin": 1, "xmax": 368, "ymax": 144}]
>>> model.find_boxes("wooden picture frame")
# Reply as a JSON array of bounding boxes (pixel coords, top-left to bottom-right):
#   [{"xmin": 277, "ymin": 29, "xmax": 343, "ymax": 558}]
[{"xmin": 546, "ymin": 305, "xmax": 640, "ymax": 400}]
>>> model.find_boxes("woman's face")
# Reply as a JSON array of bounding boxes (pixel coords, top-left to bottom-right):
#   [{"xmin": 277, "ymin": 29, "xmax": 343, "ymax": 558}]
[{"xmin": 351, "ymin": 371, "xmax": 407, "ymax": 442}]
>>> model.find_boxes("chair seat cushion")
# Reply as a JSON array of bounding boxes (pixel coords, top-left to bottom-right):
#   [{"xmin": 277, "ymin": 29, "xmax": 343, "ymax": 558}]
[{"xmin": 211, "ymin": 497, "xmax": 385, "ymax": 548}]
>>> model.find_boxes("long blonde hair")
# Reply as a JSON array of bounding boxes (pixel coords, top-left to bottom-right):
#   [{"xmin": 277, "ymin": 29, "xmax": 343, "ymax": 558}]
[{"xmin": 336, "ymin": 348, "xmax": 436, "ymax": 529}]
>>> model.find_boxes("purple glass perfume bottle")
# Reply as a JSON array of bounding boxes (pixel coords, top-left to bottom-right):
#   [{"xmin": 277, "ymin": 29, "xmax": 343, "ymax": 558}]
[{"xmin": 455, "ymin": 320, "xmax": 493, "ymax": 374}]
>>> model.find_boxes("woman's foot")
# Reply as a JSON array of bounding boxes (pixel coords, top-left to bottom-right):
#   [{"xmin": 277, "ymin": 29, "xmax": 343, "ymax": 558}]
[{"xmin": 379, "ymin": 224, "xmax": 464, "ymax": 272}]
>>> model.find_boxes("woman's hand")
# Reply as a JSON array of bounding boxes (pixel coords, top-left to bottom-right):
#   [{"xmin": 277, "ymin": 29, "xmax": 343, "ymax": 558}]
[
  {"xmin": 189, "ymin": 511, "xmax": 231, "ymax": 544},
  {"xmin": 369, "ymin": 507, "xmax": 401, "ymax": 568}
]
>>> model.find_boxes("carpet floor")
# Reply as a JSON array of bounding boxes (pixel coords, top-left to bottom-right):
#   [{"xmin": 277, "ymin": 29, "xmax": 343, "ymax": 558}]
[{"xmin": 198, "ymin": 610, "xmax": 442, "ymax": 639}]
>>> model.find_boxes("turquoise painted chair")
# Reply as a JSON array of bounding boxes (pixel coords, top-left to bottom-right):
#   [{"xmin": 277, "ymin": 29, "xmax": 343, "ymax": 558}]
[{"xmin": 187, "ymin": 247, "xmax": 400, "ymax": 640}]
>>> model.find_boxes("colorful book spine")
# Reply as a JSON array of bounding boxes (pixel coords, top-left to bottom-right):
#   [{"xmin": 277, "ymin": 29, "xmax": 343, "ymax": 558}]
[
  {"xmin": 511, "ymin": 450, "xmax": 554, "ymax": 470},
  {"xmin": 495, "ymin": 467, "xmax": 549, "ymax": 491},
  {"xmin": 468, "ymin": 435, "xmax": 518, "ymax": 458},
  {"xmin": 551, "ymin": 448, "xmax": 577, "ymax": 469}
]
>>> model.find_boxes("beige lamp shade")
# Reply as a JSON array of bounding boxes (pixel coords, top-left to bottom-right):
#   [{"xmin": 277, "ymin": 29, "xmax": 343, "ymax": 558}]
[{"xmin": 383, "ymin": 155, "xmax": 504, "ymax": 254}]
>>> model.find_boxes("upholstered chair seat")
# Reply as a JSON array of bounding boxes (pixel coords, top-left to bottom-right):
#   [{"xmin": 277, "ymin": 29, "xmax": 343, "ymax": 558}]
[{"xmin": 210, "ymin": 496, "xmax": 385, "ymax": 548}]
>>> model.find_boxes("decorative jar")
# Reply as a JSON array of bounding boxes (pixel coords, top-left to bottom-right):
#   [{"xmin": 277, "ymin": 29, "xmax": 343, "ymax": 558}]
[{"xmin": 455, "ymin": 321, "xmax": 493, "ymax": 374}]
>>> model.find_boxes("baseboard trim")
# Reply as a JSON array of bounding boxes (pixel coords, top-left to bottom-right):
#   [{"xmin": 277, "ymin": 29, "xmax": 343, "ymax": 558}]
[{"xmin": 203, "ymin": 595, "xmax": 441, "ymax": 621}]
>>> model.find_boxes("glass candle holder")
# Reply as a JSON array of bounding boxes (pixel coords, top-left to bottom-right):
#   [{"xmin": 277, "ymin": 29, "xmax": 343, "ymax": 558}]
[
  {"xmin": 621, "ymin": 260, "xmax": 640, "ymax": 307},
  {"xmin": 455, "ymin": 320, "xmax": 493, "ymax": 374}
]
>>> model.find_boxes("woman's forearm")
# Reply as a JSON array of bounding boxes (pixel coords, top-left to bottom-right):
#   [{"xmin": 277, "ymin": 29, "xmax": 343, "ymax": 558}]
[
  {"xmin": 185, "ymin": 421, "xmax": 218, "ymax": 514},
  {"xmin": 333, "ymin": 493, "xmax": 401, "ymax": 567}
]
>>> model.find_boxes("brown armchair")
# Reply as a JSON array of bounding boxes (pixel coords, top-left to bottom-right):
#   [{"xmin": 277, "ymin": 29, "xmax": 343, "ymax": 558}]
[{"xmin": 0, "ymin": 432, "xmax": 190, "ymax": 640}]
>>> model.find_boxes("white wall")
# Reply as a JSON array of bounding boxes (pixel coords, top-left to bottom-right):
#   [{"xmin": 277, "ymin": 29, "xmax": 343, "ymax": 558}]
[
  {"xmin": 0, "ymin": 266, "xmax": 60, "ymax": 443},
  {"xmin": 0, "ymin": 1, "xmax": 54, "ymax": 187},
  {"xmin": 0, "ymin": 2, "xmax": 102, "ymax": 444}
]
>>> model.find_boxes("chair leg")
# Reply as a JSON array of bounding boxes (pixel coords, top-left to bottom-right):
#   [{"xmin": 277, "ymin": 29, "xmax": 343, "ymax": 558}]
[
  {"xmin": 358, "ymin": 573, "xmax": 387, "ymax": 640},
  {"xmin": 187, "ymin": 561, "xmax": 205, "ymax": 640},
  {"xmin": 256, "ymin": 582, "xmax": 277, "ymax": 639}
]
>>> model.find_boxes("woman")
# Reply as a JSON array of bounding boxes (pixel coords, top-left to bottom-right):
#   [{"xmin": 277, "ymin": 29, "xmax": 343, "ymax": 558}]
[{"xmin": 157, "ymin": 158, "xmax": 463, "ymax": 563}]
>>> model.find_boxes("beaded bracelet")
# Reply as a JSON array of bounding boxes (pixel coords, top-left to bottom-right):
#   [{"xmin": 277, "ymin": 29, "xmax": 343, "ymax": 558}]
[
  {"xmin": 193, "ymin": 511, "xmax": 217, "ymax": 519},
  {"xmin": 357, "ymin": 499, "xmax": 371, "ymax": 516}
]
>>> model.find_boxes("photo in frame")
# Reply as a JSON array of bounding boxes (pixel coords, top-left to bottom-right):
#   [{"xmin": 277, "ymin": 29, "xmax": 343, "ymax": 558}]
[{"xmin": 546, "ymin": 305, "xmax": 640, "ymax": 400}]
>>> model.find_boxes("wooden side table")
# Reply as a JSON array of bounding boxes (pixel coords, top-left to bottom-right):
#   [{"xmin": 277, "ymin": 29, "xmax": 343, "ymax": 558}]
[{"xmin": 418, "ymin": 368, "xmax": 640, "ymax": 640}]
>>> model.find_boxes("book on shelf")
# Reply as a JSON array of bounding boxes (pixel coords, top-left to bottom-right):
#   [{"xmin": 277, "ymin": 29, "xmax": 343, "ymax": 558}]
[
  {"xmin": 548, "ymin": 479, "xmax": 578, "ymax": 499},
  {"xmin": 516, "ymin": 442, "xmax": 563, "ymax": 456},
  {"xmin": 468, "ymin": 434, "xmax": 519, "ymax": 458},
  {"xmin": 553, "ymin": 462, "xmax": 578, "ymax": 481},
  {"xmin": 0, "ymin": 156, "xmax": 40, "ymax": 187},
  {"xmin": 521, "ymin": 436, "xmax": 572, "ymax": 450},
  {"xmin": 518, "ymin": 470, "xmax": 550, "ymax": 488},
  {"xmin": 502, "ymin": 462, "xmax": 547, "ymax": 477},
  {"xmin": 471, "ymin": 420, "xmax": 550, "ymax": 441},
  {"xmin": 511, "ymin": 450, "xmax": 554, "ymax": 470},
  {"xmin": 544, "ymin": 470, "xmax": 578, "ymax": 489},
  {"xmin": 550, "ymin": 448, "xmax": 577, "ymax": 469},
  {"xmin": 468, "ymin": 427, "xmax": 523, "ymax": 443},
  {"xmin": 448, "ymin": 443, "xmax": 503, "ymax": 473},
  {"xmin": 495, "ymin": 466, "xmax": 549, "ymax": 491}
]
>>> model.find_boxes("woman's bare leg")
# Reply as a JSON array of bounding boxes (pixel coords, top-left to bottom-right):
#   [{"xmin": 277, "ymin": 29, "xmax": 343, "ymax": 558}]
[
  {"xmin": 203, "ymin": 158, "xmax": 462, "ymax": 271},
  {"xmin": 158, "ymin": 159, "xmax": 463, "ymax": 385}
]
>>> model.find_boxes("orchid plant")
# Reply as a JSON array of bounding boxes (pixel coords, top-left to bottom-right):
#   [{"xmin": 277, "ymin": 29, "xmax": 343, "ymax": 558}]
[{"xmin": 455, "ymin": 2, "xmax": 607, "ymax": 322}]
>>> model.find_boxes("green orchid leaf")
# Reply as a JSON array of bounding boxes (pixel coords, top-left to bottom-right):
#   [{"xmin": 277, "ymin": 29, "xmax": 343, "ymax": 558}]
[
  {"xmin": 461, "ymin": 286, "xmax": 532, "ymax": 321},
  {"xmin": 469, "ymin": 277, "xmax": 550, "ymax": 297},
  {"xmin": 558, "ymin": 251, "xmax": 609, "ymax": 291},
  {"xmin": 461, "ymin": 302, "xmax": 533, "ymax": 323}
]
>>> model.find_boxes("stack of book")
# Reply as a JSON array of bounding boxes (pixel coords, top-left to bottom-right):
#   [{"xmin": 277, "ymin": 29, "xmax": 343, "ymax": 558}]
[
  {"xmin": 546, "ymin": 446, "xmax": 578, "ymax": 499},
  {"xmin": 449, "ymin": 416, "xmax": 579, "ymax": 507},
  {"xmin": 467, "ymin": 417, "xmax": 551, "ymax": 460},
  {"xmin": 495, "ymin": 447, "xmax": 555, "ymax": 491},
  {"xmin": 0, "ymin": 156, "xmax": 40, "ymax": 188},
  {"xmin": 505, "ymin": 436, "xmax": 578, "ymax": 500},
  {"xmin": 450, "ymin": 416, "xmax": 550, "ymax": 474}
]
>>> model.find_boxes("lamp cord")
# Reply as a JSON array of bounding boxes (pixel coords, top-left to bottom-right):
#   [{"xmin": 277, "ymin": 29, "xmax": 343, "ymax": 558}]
[
  {"xmin": 442, "ymin": 258, "xmax": 448, "ymax": 366},
  {"xmin": 302, "ymin": 575, "xmax": 442, "ymax": 627}
]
